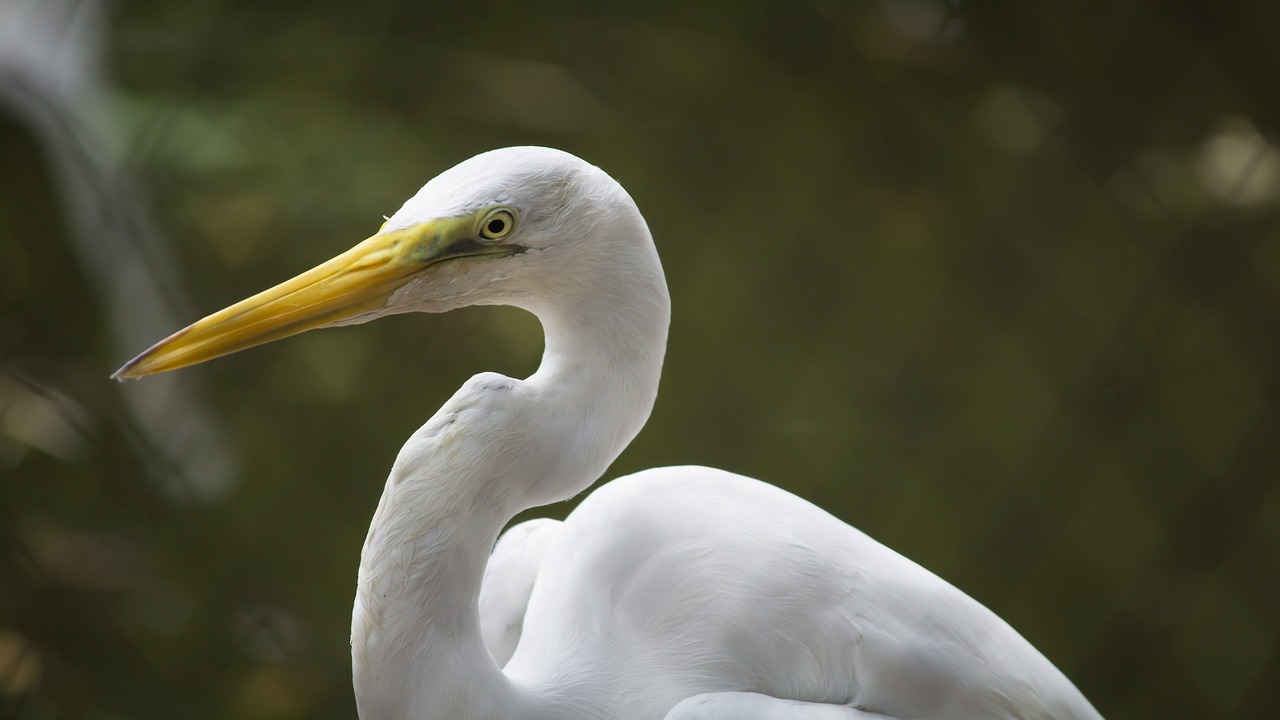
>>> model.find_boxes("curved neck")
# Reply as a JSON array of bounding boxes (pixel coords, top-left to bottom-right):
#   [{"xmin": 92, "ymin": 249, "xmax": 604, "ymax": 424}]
[
  {"xmin": 352, "ymin": 224, "xmax": 669, "ymax": 720},
  {"xmin": 520, "ymin": 233, "xmax": 671, "ymax": 506}
]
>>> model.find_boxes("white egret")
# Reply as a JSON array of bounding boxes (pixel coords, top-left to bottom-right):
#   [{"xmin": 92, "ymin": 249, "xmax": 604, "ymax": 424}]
[{"xmin": 114, "ymin": 147, "xmax": 1103, "ymax": 720}]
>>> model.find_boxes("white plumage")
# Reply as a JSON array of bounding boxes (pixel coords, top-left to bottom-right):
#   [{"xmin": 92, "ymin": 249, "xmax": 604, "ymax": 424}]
[
  {"xmin": 118, "ymin": 147, "xmax": 1103, "ymax": 720},
  {"xmin": 480, "ymin": 518, "xmax": 561, "ymax": 667}
]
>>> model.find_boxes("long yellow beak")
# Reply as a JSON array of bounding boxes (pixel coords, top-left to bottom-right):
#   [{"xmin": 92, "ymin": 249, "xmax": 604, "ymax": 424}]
[{"xmin": 113, "ymin": 217, "xmax": 483, "ymax": 379}]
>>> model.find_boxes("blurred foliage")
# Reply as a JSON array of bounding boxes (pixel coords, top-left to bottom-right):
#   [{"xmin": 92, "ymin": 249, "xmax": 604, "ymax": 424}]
[{"xmin": 2, "ymin": 0, "xmax": 1279, "ymax": 718}]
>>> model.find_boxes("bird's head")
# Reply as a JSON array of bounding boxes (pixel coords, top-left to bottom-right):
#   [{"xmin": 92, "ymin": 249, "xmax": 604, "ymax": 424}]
[{"xmin": 113, "ymin": 146, "xmax": 644, "ymax": 379}]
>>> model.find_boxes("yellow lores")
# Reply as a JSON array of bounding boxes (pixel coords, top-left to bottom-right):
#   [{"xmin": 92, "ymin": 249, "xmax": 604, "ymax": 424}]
[{"xmin": 113, "ymin": 208, "xmax": 519, "ymax": 379}]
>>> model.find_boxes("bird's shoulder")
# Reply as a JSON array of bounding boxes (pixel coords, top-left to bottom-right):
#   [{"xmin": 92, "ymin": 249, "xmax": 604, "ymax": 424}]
[
  {"xmin": 512, "ymin": 467, "xmax": 1095, "ymax": 719},
  {"xmin": 543, "ymin": 466, "xmax": 919, "ymax": 622}
]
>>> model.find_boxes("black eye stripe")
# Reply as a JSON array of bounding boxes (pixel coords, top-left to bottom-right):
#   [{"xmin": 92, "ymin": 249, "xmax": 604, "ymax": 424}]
[{"xmin": 445, "ymin": 238, "xmax": 486, "ymax": 256}]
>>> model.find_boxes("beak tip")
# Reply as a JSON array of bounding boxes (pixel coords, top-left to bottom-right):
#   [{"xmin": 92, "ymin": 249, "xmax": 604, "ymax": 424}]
[{"xmin": 111, "ymin": 354, "xmax": 150, "ymax": 381}]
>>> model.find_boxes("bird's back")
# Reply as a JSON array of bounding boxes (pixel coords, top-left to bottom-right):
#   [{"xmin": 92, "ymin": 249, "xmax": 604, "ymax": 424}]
[{"xmin": 502, "ymin": 466, "xmax": 1101, "ymax": 720}]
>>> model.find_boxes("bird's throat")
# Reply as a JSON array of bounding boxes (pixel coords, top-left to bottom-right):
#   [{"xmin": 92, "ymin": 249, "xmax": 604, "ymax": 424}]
[{"xmin": 352, "ymin": 479, "xmax": 520, "ymax": 719}]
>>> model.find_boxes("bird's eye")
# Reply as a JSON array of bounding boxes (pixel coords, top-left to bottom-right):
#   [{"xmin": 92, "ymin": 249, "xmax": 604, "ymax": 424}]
[{"xmin": 480, "ymin": 209, "xmax": 516, "ymax": 240}]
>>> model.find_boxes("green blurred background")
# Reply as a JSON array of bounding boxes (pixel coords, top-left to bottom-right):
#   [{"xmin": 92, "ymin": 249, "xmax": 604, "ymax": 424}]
[{"xmin": 2, "ymin": 0, "xmax": 1278, "ymax": 718}]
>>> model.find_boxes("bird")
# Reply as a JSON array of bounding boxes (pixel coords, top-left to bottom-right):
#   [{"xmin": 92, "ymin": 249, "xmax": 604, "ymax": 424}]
[{"xmin": 114, "ymin": 146, "xmax": 1103, "ymax": 720}]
